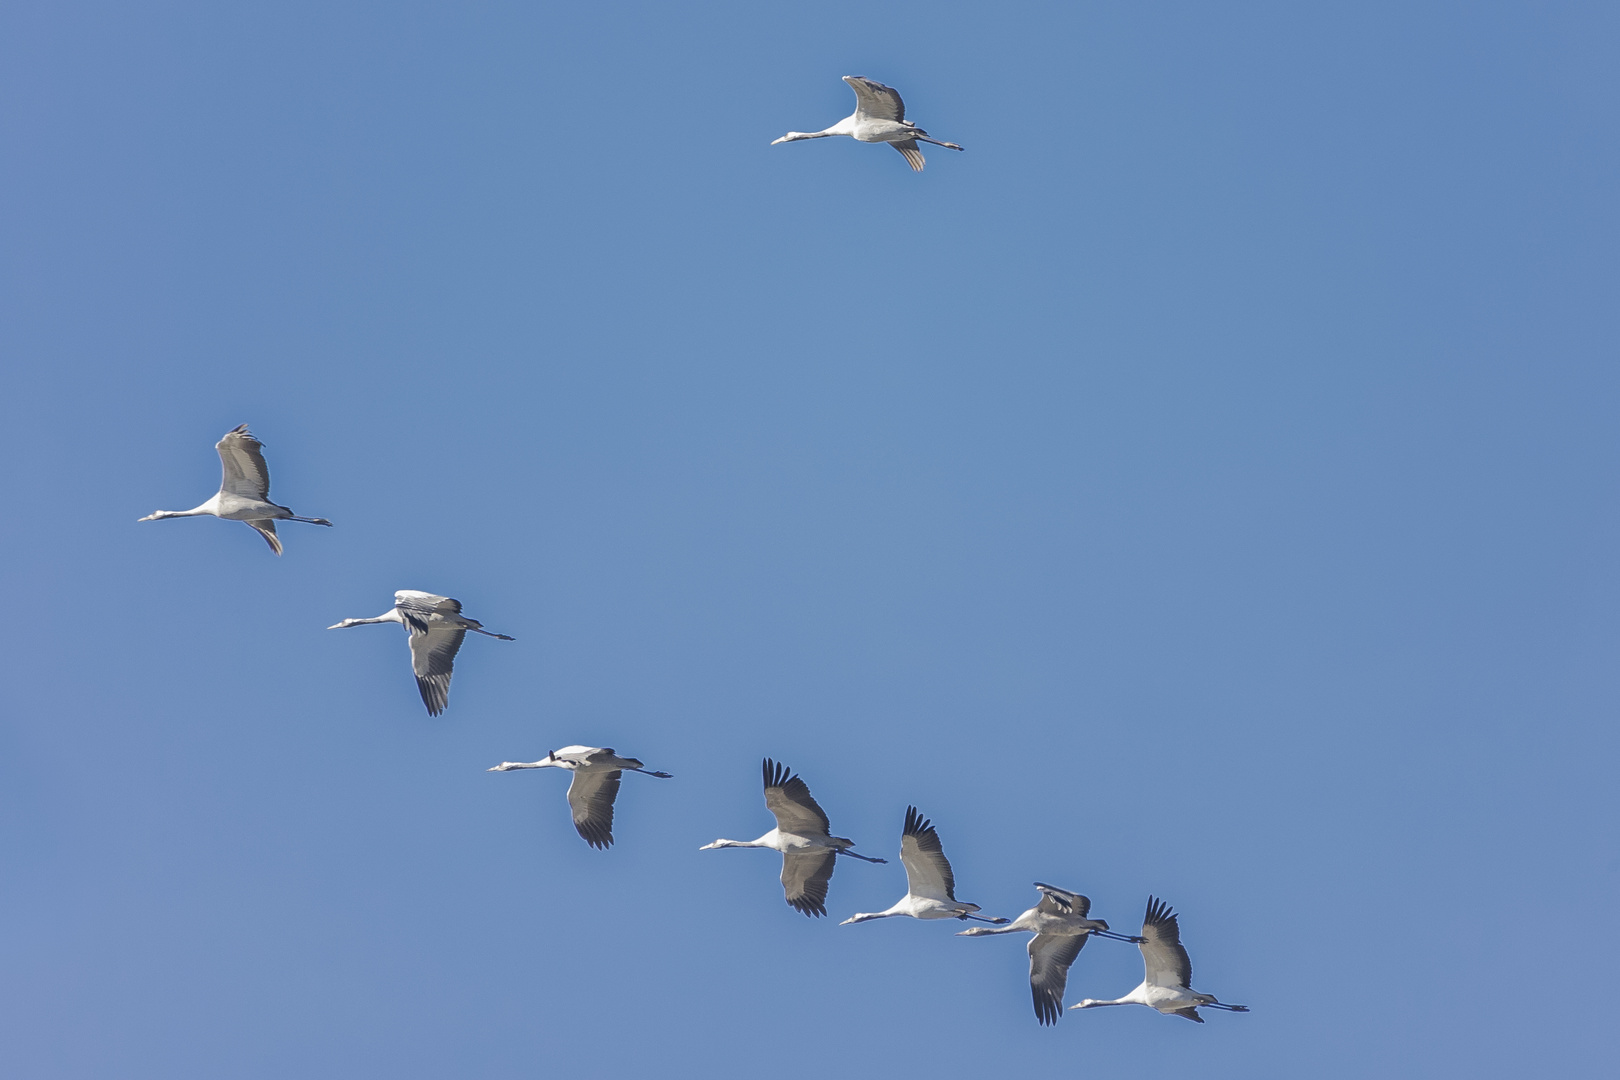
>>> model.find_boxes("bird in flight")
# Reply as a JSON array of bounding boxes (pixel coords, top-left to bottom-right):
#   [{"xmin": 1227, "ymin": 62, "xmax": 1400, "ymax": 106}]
[
  {"xmin": 701, "ymin": 759, "xmax": 886, "ymax": 917},
  {"xmin": 1069, "ymin": 896, "xmax": 1251, "ymax": 1023},
  {"xmin": 489, "ymin": 745, "xmax": 672, "ymax": 850},
  {"xmin": 841, "ymin": 806, "xmax": 1008, "ymax": 926},
  {"xmin": 138, "ymin": 424, "xmax": 332, "ymax": 555},
  {"xmin": 328, "ymin": 590, "xmax": 514, "ymax": 716},
  {"xmin": 772, "ymin": 76, "xmax": 964, "ymax": 172},
  {"xmin": 958, "ymin": 882, "xmax": 1144, "ymax": 1025}
]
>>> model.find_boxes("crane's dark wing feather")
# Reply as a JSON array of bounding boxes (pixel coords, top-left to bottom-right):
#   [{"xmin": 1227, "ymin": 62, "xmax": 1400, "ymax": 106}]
[
  {"xmin": 408, "ymin": 626, "xmax": 465, "ymax": 716},
  {"xmin": 1141, "ymin": 896, "xmax": 1194, "ymax": 989},
  {"xmin": 1029, "ymin": 933, "xmax": 1087, "ymax": 1025},
  {"xmin": 567, "ymin": 769, "xmax": 622, "ymax": 850},
  {"xmin": 781, "ymin": 849, "xmax": 836, "ymax": 917},
  {"xmin": 762, "ymin": 759, "xmax": 832, "ymax": 835},
  {"xmin": 899, "ymin": 806, "xmax": 956, "ymax": 901},
  {"xmin": 844, "ymin": 76, "xmax": 905, "ymax": 121},
  {"xmin": 216, "ymin": 425, "xmax": 273, "ymax": 500}
]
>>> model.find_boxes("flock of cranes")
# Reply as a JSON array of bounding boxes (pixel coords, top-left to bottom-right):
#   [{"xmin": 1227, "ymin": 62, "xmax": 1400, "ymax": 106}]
[{"xmin": 136, "ymin": 75, "xmax": 1249, "ymax": 1031}]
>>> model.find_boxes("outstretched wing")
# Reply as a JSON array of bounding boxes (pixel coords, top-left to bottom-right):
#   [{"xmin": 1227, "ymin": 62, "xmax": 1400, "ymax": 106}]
[
  {"xmin": 1034, "ymin": 882, "xmax": 1091, "ymax": 918},
  {"xmin": 394, "ymin": 591, "xmax": 460, "ymax": 634},
  {"xmin": 1029, "ymin": 932, "xmax": 1087, "ymax": 1025},
  {"xmin": 762, "ymin": 759, "xmax": 832, "ymax": 836},
  {"xmin": 891, "ymin": 140, "xmax": 926, "ymax": 172},
  {"xmin": 407, "ymin": 625, "xmax": 465, "ymax": 716},
  {"xmin": 844, "ymin": 75, "xmax": 905, "ymax": 121},
  {"xmin": 899, "ymin": 806, "xmax": 955, "ymax": 902},
  {"xmin": 243, "ymin": 519, "xmax": 282, "ymax": 555},
  {"xmin": 781, "ymin": 849, "xmax": 836, "ymax": 917},
  {"xmin": 567, "ymin": 768, "xmax": 623, "ymax": 850},
  {"xmin": 1140, "ymin": 896, "xmax": 1194, "ymax": 990},
  {"xmin": 1171, "ymin": 1007, "xmax": 1205, "ymax": 1023},
  {"xmin": 216, "ymin": 425, "xmax": 272, "ymax": 500}
]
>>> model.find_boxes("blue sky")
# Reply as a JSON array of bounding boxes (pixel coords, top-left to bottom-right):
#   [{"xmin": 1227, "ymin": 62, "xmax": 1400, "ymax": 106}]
[{"xmin": 3, "ymin": 2, "xmax": 1617, "ymax": 1076}]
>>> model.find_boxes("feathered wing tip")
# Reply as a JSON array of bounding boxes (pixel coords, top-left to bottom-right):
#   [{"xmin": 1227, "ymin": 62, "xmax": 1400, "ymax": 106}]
[
  {"xmin": 1034, "ymin": 989, "xmax": 1061, "ymax": 1026},
  {"xmin": 902, "ymin": 805, "xmax": 933, "ymax": 838},
  {"xmin": 416, "ymin": 674, "xmax": 450, "ymax": 716},
  {"xmin": 1143, "ymin": 895, "xmax": 1182, "ymax": 942},
  {"xmin": 893, "ymin": 141, "xmax": 926, "ymax": 171},
  {"xmin": 763, "ymin": 758, "xmax": 794, "ymax": 790},
  {"xmin": 787, "ymin": 895, "xmax": 826, "ymax": 918},
  {"xmin": 574, "ymin": 818, "xmax": 613, "ymax": 850},
  {"xmin": 1172, "ymin": 1007, "xmax": 1205, "ymax": 1023}
]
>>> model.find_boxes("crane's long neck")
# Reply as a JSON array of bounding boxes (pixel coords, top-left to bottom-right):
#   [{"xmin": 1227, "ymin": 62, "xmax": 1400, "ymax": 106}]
[
  {"xmin": 701, "ymin": 838, "xmax": 764, "ymax": 850},
  {"xmin": 328, "ymin": 610, "xmax": 406, "ymax": 629},
  {"xmin": 957, "ymin": 924, "xmax": 1022, "ymax": 936},
  {"xmin": 841, "ymin": 907, "xmax": 902, "ymax": 924},
  {"xmin": 488, "ymin": 760, "xmax": 560, "ymax": 772},
  {"xmin": 139, "ymin": 504, "xmax": 215, "ymax": 521}
]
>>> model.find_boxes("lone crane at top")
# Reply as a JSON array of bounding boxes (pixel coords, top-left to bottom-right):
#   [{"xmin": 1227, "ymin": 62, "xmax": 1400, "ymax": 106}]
[
  {"xmin": 328, "ymin": 591, "xmax": 514, "ymax": 716},
  {"xmin": 771, "ymin": 76, "xmax": 964, "ymax": 172},
  {"xmin": 841, "ymin": 807, "xmax": 1009, "ymax": 926},
  {"xmin": 1070, "ymin": 896, "xmax": 1250, "ymax": 1023},
  {"xmin": 138, "ymin": 424, "xmax": 331, "ymax": 555},
  {"xmin": 700, "ymin": 759, "xmax": 886, "ymax": 917}
]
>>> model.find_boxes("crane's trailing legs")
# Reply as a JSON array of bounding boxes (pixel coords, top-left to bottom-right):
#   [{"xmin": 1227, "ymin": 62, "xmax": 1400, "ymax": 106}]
[{"xmin": 834, "ymin": 849, "xmax": 888, "ymax": 864}]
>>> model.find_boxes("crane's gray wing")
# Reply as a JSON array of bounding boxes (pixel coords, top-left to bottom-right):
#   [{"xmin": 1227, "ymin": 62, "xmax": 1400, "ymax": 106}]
[
  {"xmin": 899, "ymin": 806, "xmax": 955, "ymax": 902},
  {"xmin": 243, "ymin": 519, "xmax": 282, "ymax": 555},
  {"xmin": 566, "ymin": 768, "xmax": 623, "ymax": 850},
  {"xmin": 781, "ymin": 849, "xmax": 836, "ymax": 917},
  {"xmin": 394, "ymin": 591, "xmax": 459, "ymax": 633},
  {"xmin": 1034, "ymin": 883, "xmax": 1091, "ymax": 918},
  {"xmin": 762, "ymin": 759, "xmax": 832, "ymax": 836},
  {"xmin": 1171, "ymin": 1007, "xmax": 1205, "ymax": 1023},
  {"xmin": 407, "ymin": 625, "xmax": 465, "ymax": 716},
  {"xmin": 844, "ymin": 76, "xmax": 905, "ymax": 121},
  {"xmin": 891, "ymin": 140, "xmax": 926, "ymax": 172},
  {"xmin": 1140, "ymin": 896, "xmax": 1194, "ymax": 990},
  {"xmin": 1029, "ymin": 932, "xmax": 1087, "ymax": 1025},
  {"xmin": 216, "ymin": 425, "xmax": 272, "ymax": 500}
]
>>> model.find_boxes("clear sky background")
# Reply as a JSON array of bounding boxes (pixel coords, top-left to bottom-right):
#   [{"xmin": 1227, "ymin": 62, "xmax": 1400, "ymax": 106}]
[{"xmin": 3, "ymin": 2, "xmax": 1617, "ymax": 1077}]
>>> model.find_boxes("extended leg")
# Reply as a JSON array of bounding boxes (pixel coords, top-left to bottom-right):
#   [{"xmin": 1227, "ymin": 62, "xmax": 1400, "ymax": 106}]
[{"xmin": 835, "ymin": 849, "xmax": 888, "ymax": 864}]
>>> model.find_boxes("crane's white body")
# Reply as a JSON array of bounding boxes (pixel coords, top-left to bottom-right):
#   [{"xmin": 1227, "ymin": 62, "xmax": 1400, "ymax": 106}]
[
  {"xmin": 328, "ymin": 590, "xmax": 513, "ymax": 716},
  {"xmin": 701, "ymin": 759, "xmax": 885, "ymax": 917},
  {"xmin": 772, "ymin": 76, "xmax": 964, "ymax": 172},
  {"xmin": 139, "ymin": 424, "xmax": 332, "ymax": 554},
  {"xmin": 489, "ymin": 745, "xmax": 671, "ymax": 850},
  {"xmin": 1070, "ymin": 896, "xmax": 1250, "ymax": 1023},
  {"xmin": 842, "ymin": 807, "xmax": 1006, "ymax": 925},
  {"xmin": 958, "ymin": 883, "xmax": 1143, "ymax": 1025}
]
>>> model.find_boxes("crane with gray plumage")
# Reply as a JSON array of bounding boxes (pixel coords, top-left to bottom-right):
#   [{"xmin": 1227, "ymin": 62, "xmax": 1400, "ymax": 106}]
[
  {"xmin": 138, "ymin": 424, "xmax": 331, "ymax": 555},
  {"xmin": 489, "ymin": 746, "xmax": 672, "ymax": 850},
  {"xmin": 700, "ymin": 759, "xmax": 886, "ymax": 918},
  {"xmin": 327, "ymin": 591, "xmax": 513, "ymax": 716},
  {"xmin": 841, "ymin": 806, "xmax": 1009, "ymax": 926},
  {"xmin": 772, "ymin": 76, "xmax": 963, "ymax": 172},
  {"xmin": 1070, "ymin": 896, "xmax": 1250, "ymax": 1023},
  {"xmin": 958, "ymin": 882, "xmax": 1145, "ymax": 1025}
]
